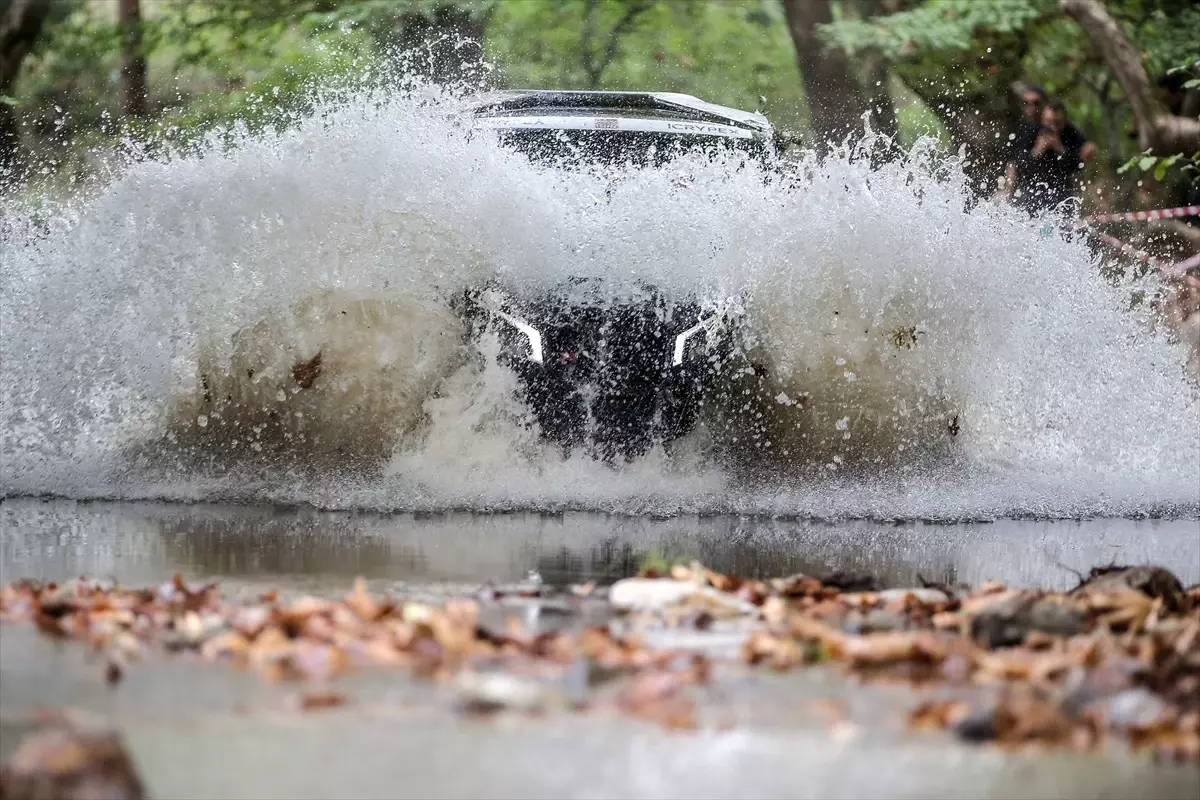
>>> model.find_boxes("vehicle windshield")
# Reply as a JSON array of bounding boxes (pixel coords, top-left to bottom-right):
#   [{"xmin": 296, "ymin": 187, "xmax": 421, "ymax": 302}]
[{"xmin": 491, "ymin": 128, "xmax": 767, "ymax": 169}]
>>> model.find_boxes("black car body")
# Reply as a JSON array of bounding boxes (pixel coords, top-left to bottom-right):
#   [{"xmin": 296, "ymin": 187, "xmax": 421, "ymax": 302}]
[{"xmin": 459, "ymin": 90, "xmax": 778, "ymax": 462}]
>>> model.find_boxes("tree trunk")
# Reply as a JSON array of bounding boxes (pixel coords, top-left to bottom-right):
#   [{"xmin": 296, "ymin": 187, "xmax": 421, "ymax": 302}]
[
  {"xmin": 853, "ymin": 0, "xmax": 903, "ymax": 140},
  {"xmin": 118, "ymin": 0, "xmax": 148, "ymax": 118},
  {"xmin": 580, "ymin": 0, "xmax": 650, "ymax": 90},
  {"xmin": 1061, "ymin": 0, "xmax": 1200, "ymax": 155},
  {"xmin": 0, "ymin": 0, "xmax": 53, "ymax": 176},
  {"xmin": 862, "ymin": 50, "xmax": 897, "ymax": 139},
  {"xmin": 780, "ymin": 0, "xmax": 874, "ymax": 148}
]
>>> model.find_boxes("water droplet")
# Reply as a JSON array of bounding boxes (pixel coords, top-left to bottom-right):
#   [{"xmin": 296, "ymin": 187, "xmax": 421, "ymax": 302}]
[{"xmin": 196, "ymin": 415, "xmax": 208, "ymax": 428}]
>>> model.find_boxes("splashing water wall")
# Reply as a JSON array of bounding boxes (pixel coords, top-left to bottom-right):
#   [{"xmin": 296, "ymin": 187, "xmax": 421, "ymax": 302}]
[{"xmin": 2, "ymin": 82, "xmax": 1197, "ymax": 518}]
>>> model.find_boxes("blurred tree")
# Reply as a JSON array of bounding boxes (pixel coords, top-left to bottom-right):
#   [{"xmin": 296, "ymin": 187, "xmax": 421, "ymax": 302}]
[
  {"xmin": 118, "ymin": 0, "xmax": 147, "ymax": 118},
  {"xmin": 1, "ymin": 0, "xmax": 53, "ymax": 173},
  {"xmin": 1062, "ymin": 0, "xmax": 1198, "ymax": 156},
  {"xmin": 301, "ymin": 0, "xmax": 495, "ymax": 82},
  {"xmin": 487, "ymin": 1, "xmax": 808, "ymax": 131},
  {"xmin": 580, "ymin": 0, "xmax": 653, "ymax": 89},
  {"xmin": 849, "ymin": 0, "xmax": 903, "ymax": 141},
  {"xmin": 779, "ymin": 0, "xmax": 872, "ymax": 146},
  {"xmin": 394, "ymin": 3, "xmax": 488, "ymax": 83},
  {"xmin": 819, "ymin": 0, "xmax": 1046, "ymax": 193},
  {"xmin": 819, "ymin": 0, "xmax": 1200, "ymax": 199},
  {"xmin": 174, "ymin": 0, "xmax": 495, "ymax": 83}
]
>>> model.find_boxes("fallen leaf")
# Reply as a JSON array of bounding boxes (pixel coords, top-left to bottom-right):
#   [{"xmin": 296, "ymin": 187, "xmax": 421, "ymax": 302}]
[{"xmin": 288, "ymin": 690, "xmax": 348, "ymax": 711}]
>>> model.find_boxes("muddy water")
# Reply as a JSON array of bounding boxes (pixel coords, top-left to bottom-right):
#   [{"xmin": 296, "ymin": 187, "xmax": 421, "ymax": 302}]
[
  {"xmin": 3, "ymin": 498, "xmax": 1197, "ymax": 593},
  {"xmin": 5, "ymin": 87, "xmax": 1199, "ymax": 520}
]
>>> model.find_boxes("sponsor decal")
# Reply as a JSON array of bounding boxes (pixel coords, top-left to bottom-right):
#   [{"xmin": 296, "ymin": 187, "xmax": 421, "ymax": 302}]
[
  {"xmin": 666, "ymin": 122, "xmax": 732, "ymax": 135},
  {"xmin": 473, "ymin": 116, "xmax": 754, "ymax": 139}
]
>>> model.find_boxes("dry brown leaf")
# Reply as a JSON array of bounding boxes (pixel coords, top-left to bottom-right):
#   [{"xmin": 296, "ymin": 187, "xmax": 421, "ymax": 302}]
[
  {"xmin": 840, "ymin": 632, "xmax": 945, "ymax": 667},
  {"xmin": 290, "ymin": 690, "xmax": 348, "ymax": 711},
  {"xmin": 345, "ymin": 578, "xmax": 383, "ymax": 621},
  {"xmin": 908, "ymin": 699, "xmax": 970, "ymax": 731}
]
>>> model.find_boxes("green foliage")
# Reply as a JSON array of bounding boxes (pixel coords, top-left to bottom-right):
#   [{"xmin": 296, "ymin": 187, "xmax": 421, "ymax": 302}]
[
  {"xmin": 12, "ymin": 2, "xmax": 379, "ymax": 151},
  {"xmin": 303, "ymin": 0, "xmax": 498, "ymax": 35},
  {"xmin": 147, "ymin": 29, "xmax": 376, "ymax": 144},
  {"xmin": 1116, "ymin": 55, "xmax": 1200, "ymax": 183},
  {"xmin": 1165, "ymin": 57, "xmax": 1200, "ymax": 91},
  {"xmin": 635, "ymin": 547, "xmax": 687, "ymax": 576},
  {"xmin": 14, "ymin": 3, "xmax": 122, "ymax": 134},
  {"xmin": 819, "ymin": 0, "xmax": 1200, "ymax": 196},
  {"xmin": 487, "ymin": 0, "xmax": 807, "ymax": 130},
  {"xmin": 818, "ymin": 0, "xmax": 1049, "ymax": 59},
  {"xmin": 1132, "ymin": 5, "xmax": 1200, "ymax": 78},
  {"xmin": 7, "ymin": 0, "xmax": 1196, "ymax": 204}
]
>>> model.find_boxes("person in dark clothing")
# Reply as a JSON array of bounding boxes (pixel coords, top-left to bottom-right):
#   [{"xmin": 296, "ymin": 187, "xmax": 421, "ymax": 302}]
[
  {"xmin": 1003, "ymin": 86, "xmax": 1094, "ymax": 210},
  {"xmin": 1010, "ymin": 84, "xmax": 1048, "ymax": 158},
  {"xmin": 1011, "ymin": 99, "xmax": 1087, "ymax": 213}
]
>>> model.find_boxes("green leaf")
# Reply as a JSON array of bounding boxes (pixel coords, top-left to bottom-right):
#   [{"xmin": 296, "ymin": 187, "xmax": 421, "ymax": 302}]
[
  {"xmin": 1154, "ymin": 160, "xmax": 1169, "ymax": 181},
  {"xmin": 0, "ymin": 95, "xmax": 17, "ymax": 107},
  {"xmin": 1138, "ymin": 155, "xmax": 1159, "ymax": 172}
]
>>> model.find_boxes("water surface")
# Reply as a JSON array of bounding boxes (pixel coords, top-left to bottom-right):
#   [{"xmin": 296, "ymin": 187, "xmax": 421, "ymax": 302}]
[{"xmin": 4, "ymin": 498, "xmax": 1196, "ymax": 593}]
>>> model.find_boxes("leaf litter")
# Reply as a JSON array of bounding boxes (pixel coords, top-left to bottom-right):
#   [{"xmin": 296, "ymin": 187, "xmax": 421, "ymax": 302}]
[{"xmin": 2, "ymin": 561, "xmax": 1198, "ymax": 796}]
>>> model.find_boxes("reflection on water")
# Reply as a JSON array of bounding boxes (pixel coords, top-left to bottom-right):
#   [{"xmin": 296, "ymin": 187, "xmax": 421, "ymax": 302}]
[{"xmin": 2, "ymin": 498, "xmax": 1197, "ymax": 592}]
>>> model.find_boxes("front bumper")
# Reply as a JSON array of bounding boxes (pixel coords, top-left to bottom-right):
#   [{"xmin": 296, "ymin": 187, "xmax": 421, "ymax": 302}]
[{"xmin": 461, "ymin": 284, "xmax": 740, "ymax": 460}]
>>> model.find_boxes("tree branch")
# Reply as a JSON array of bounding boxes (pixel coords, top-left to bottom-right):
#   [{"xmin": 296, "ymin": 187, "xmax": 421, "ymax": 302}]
[
  {"xmin": 581, "ymin": 0, "xmax": 598, "ymax": 87},
  {"xmin": 580, "ymin": 0, "xmax": 650, "ymax": 90},
  {"xmin": 1, "ymin": 0, "xmax": 52, "ymax": 93},
  {"xmin": 598, "ymin": 1, "xmax": 649, "ymax": 77},
  {"xmin": 1060, "ymin": 0, "xmax": 1200, "ymax": 155},
  {"xmin": 119, "ymin": 0, "xmax": 148, "ymax": 118},
  {"xmin": 1, "ymin": 0, "xmax": 53, "ymax": 175}
]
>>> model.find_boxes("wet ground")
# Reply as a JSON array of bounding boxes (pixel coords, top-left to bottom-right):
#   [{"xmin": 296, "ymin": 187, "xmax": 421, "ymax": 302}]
[{"xmin": 2, "ymin": 497, "xmax": 1199, "ymax": 798}]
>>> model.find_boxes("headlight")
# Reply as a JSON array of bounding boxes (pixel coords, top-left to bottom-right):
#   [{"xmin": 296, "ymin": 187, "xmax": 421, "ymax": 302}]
[
  {"xmin": 672, "ymin": 319, "xmax": 707, "ymax": 366},
  {"xmin": 672, "ymin": 298, "xmax": 738, "ymax": 366},
  {"xmin": 469, "ymin": 288, "xmax": 544, "ymax": 364}
]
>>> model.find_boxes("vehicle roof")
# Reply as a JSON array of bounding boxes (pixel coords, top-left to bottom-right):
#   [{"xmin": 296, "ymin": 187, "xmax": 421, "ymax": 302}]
[{"xmin": 468, "ymin": 90, "xmax": 773, "ymax": 136}]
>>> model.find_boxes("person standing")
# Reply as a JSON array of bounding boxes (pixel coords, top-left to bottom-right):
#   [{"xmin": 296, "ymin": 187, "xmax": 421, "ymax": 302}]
[
  {"xmin": 1002, "ymin": 84, "xmax": 1047, "ymax": 200},
  {"xmin": 1002, "ymin": 86, "xmax": 1094, "ymax": 210},
  {"xmin": 1008, "ymin": 98, "xmax": 1093, "ymax": 214}
]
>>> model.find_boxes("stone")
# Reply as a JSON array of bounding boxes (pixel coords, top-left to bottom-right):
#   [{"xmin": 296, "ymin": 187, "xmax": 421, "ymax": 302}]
[
  {"xmin": 969, "ymin": 595, "xmax": 1085, "ymax": 649},
  {"xmin": 1105, "ymin": 688, "xmax": 1170, "ymax": 731},
  {"xmin": 878, "ymin": 588, "xmax": 950, "ymax": 605},
  {"xmin": 0, "ymin": 714, "xmax": 146, "ymax": 800},
  {"xmin": 1071, "ymin": 565, "xmax": 1188, "ymax": 612},
  {"xmin": 453, "ymin": 670, "xmax": 567, "ymax": 714},
  {"xmin": 608, "ymin": 578, "xmax": 757, "ymax": 617}
]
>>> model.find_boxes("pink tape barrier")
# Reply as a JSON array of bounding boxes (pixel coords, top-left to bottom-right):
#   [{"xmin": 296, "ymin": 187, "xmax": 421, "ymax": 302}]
[
  {"xmin": 1079, "ymin": 206, "xmax": 1199, "ymax": 276},
  {"xmin": 1162, "ymin": 251, "xmax": 1200, "ymax": 277},
  {"xmin": 1092, "ymin": 230, "xmax": 1153, "ymax": 263},
  {"xmin": 1086, "ymin": 205, "xmax": 1200, "ymax": 225},
  {"xmin": 1088, "ymin": 230, "xmax": 1200, "ymax": 278}
]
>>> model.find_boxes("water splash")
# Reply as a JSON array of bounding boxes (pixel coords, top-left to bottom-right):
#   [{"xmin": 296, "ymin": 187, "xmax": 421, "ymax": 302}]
[{"xmin": 2, "ymin": 81, "xmax": 1196, "ymax": 519}]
